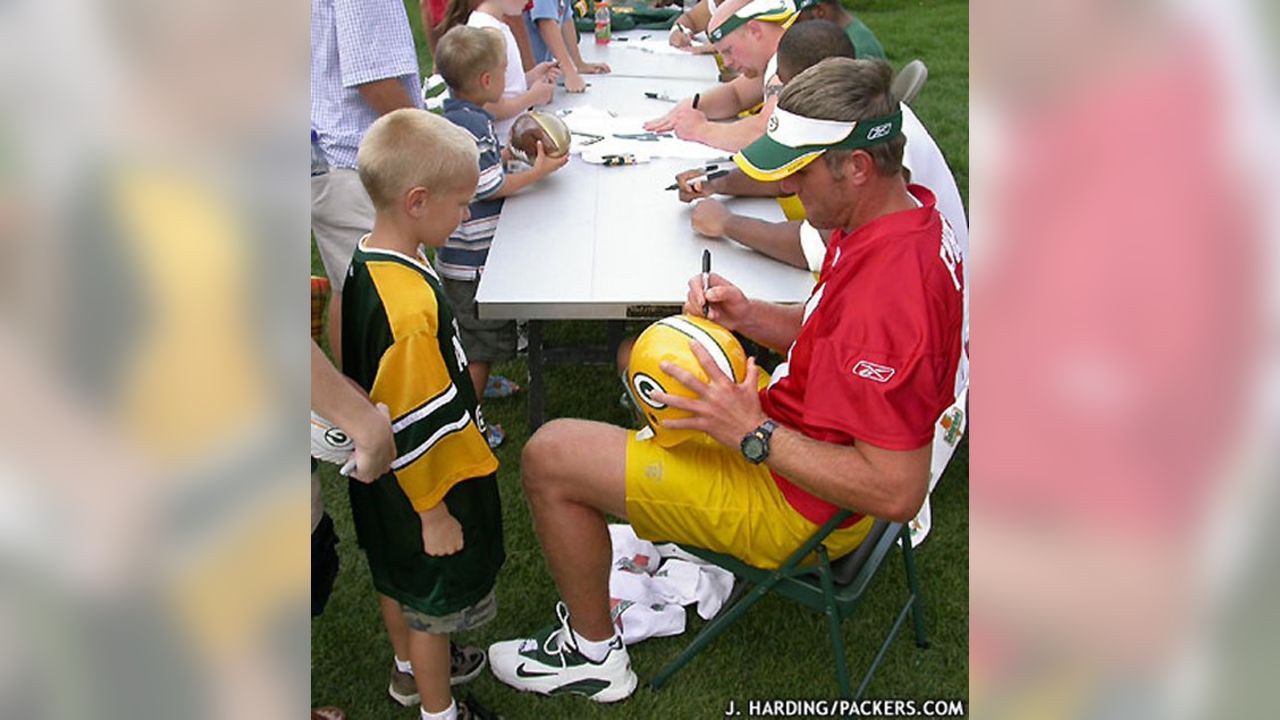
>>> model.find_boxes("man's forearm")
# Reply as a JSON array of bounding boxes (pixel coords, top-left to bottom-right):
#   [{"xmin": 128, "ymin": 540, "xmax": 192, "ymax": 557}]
[
  {"xmin": 696, "ymin": 82, "xmax": 750, "ymax": 120},
  {"xmin": 724, "ymin": 217, "xmax": 807, "ymax": 270},
  {"xmin": 312, "ymin": 342, "xmax": 383, "ymax": 442},
  {"xmin": 692, "ymin": 112, "xmax": 769, "ymax": 152},
  {"xmin": 708, "ymin": 169, "xmax": 783, "ymax": 198},
  {"xmin": 736, "ymin": 300, "xmax": 803, "ymax": 352},
  {"xmin": 355, "ymin": 77, "xmax": 415, "ymax": 116},
  {"xmin": 766, "ymin": 428, "xmax": 931, "ymax": 523}
]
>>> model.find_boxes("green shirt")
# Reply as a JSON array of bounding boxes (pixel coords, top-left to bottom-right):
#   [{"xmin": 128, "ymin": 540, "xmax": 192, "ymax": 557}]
[{"xmin": 846, "ymin": 16, "xmax": 887, "ymax": 60}]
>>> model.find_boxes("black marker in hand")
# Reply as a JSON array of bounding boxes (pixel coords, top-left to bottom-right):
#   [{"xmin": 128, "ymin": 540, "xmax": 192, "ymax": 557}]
[{"xmin": 702, "ymin": 249, "xmax": 711, "ymax": 318}]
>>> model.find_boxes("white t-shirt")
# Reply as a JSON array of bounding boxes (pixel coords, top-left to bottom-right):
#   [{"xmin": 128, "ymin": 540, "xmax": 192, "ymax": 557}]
[
  {"xmin": 467, "ymin": 12, "xmax": 529, "ymax": 143},
  {"xmin": 763, "ymin": 52, "xmax": 780, "ymax": 94},
  {"xmin": 900, "ymin": 104, "xmax": 968, "ymax": 271}
]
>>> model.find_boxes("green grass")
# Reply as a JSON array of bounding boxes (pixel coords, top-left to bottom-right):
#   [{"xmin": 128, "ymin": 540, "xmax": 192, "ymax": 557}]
[{"xmin": 315, "ymin": 2, "xmax": 968, "ymax": 716}]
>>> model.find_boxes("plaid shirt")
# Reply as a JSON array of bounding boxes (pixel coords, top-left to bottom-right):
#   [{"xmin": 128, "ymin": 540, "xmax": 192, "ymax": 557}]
[{"xmin": 311, "ymin": 0, "xmax": 422, "ymax": 168}]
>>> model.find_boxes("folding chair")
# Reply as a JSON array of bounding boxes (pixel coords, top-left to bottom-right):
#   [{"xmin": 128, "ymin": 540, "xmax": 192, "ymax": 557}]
[
  {"xmin": 649, "ymin": 510, "xmax": 928, "ymax": 699},
  {"xmin": 891, "ymin": 59, "xmax": 929, "ymax": 106}
]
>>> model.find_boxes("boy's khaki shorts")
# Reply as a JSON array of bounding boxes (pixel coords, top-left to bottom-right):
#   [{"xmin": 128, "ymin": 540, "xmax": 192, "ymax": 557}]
[
  {"xmin": 441, "ymin": 277, "xmax": 517, "ymax": 364},
  {"xmin": 401, "ymin": 589, "xmax": 497, "ymax": 634},
  {"xmin": 624, "ymin": 432, "xmax": 873, "ymax": 570}
]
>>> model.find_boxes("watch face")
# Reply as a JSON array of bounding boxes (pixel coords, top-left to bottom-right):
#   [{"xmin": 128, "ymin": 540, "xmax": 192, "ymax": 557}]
[{"xmin": 742, "ymin": 435, "xmax": 766, "ymax": 462}]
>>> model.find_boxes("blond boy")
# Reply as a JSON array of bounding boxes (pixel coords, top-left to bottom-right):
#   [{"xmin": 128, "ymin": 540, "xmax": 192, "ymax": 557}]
[{"xmin": 343, "ymin": 108, "xmax": 505, "ymax": 720}]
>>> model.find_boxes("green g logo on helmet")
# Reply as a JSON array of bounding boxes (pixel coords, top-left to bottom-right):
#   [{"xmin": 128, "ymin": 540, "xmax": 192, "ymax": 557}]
[{"xmin": 625, "ymin": 315, "xmax": 747, "ymax": 448}]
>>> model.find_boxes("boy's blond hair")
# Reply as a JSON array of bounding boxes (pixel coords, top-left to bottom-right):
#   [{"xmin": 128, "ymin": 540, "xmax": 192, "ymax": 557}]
[
  {"xmin": 357, "ymin": 108, "xmax": 479, "ymax": 210},
  {"xmin": 435, "ymin": 25, "xmax": 507, "ymax": 95}
]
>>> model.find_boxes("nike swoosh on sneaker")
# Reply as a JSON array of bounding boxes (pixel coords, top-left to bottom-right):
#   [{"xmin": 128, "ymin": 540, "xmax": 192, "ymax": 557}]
[{"xmin": 515, "ymin": 663, "xmax": 559, "ymax": 678}]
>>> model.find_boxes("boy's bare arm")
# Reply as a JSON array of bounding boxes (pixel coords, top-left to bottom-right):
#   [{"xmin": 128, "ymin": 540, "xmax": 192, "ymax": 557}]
[
  {"xmin": 482, "ymin": 82, "xmax": 555, "ymax": 122},
  {"xmin": 488, "ymin": 143, "xmax": 569, "ymax": 198},
  {"xmin": 537, "ymin": 19, "xmax": 586, "ymax": 91}
]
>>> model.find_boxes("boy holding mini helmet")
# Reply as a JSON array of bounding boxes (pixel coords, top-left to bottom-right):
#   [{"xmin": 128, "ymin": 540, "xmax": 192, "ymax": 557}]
[{"xmin": 435, "ymin": 25, "xmax": 569, "ymax": 448}]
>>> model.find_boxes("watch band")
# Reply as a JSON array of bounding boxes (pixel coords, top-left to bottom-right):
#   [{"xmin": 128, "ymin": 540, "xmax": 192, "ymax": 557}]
[{"xmin": 757, "ymin": 419, "xmax": 777, "ymax": 439}]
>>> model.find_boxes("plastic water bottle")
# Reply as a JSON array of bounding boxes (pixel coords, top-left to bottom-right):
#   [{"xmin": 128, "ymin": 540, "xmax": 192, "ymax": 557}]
[
  {"xmin": 310, "ymin": 129, "xmax": 328, "ymax": 177},
  {"xmin": 594, "ymin": 0, "xmax": 611, "ymax": 45}
]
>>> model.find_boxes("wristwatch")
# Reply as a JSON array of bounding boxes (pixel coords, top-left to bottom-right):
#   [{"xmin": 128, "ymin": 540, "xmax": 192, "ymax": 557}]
[{"xmin": 740, "ymin": 420, "xmax": 778, "ymax": 464}]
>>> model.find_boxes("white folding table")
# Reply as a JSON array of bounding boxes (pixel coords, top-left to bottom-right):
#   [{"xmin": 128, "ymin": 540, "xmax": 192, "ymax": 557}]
[
  {"xmin": 576, "ymin": 30, "xmax": 720, "ymax": 81},
  {"xmin": 477, "ymin": 60, "xmax": 810, "ymax": 427}
]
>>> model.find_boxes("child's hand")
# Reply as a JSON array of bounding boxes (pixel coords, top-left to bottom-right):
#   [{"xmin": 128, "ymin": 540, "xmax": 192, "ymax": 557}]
[
  {"xmin": 529, "ymin": 81, "xmax": 555, "ymax": 106},
  {"xmin": 577, "ymin": 62, "xmax": 611, "ymax": 75},
  {"xmin": 532, "ymin": 141, "xmax": 570, "ymax": 176},
  {"xmin": 419, "ymin": 504, "xmax": 464, "ymax": 556},
  {"xmin": 528, "ymin": 61, "xmax": 561, "ymax": 85},
  {"xmin": 564, "ymin": 71, "xmax": 587, "ymax": 93}
]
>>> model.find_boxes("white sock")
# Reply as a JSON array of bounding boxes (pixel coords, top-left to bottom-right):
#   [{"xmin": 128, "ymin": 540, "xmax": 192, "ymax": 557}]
[
  {"xmin": 420, "ymin": 699, "xmax": 456, "ymax": 720},
  {"xmin": 394, "ymin": 656, "xmax": 413, "ymax": 675},
  {"xmin": 571, "ymin": 626, "xmax": 621, "ymax": 663}
]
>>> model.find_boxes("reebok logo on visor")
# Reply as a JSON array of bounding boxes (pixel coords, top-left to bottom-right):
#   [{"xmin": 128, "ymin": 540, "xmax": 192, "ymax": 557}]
[
  {"xmin": 866, "ymin": 122, "xmax": 893, "ymax": 140},
  {"xmin": 852, "ymin": 360, "xmax": 895, "ymax": 383},
  {"xmin": 767, "ymin": 114, "xmax": 780, "ymax": 132}
]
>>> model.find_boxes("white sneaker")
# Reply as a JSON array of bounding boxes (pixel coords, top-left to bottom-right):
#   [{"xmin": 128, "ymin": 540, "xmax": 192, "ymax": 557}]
[{"xmin": 488, "ymin": 602, "xmax": 638, "ymax": 703}]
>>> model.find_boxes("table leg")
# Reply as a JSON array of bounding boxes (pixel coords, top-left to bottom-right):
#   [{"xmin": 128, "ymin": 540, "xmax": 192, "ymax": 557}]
[{"xmin": 527, "ymin": 320, "xmax": 545, "ymax": 430}]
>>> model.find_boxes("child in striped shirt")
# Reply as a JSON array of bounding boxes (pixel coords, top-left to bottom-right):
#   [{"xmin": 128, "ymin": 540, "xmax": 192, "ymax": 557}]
[{"xmin": 436, "ymin": 25, "xmax": 568, "ymax": 447}]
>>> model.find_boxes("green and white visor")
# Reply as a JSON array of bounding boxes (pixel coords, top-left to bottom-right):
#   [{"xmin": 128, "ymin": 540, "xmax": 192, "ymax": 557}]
[
  {"xmin": 708, "ymin": 0, "xmax": 797, "ymax": 43},
  {"xmin": 734, "ymin": 105, "xmax": 903, "ymax": 181}
]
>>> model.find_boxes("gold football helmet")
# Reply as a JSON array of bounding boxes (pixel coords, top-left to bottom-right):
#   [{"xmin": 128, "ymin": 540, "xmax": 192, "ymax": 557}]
[{"xmin": 625, "ymin": 315, "xmax": 748, "ymax": 448}]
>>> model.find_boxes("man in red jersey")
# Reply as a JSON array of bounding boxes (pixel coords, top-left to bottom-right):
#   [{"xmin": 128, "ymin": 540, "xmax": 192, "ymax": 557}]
[{"xmin": 486, "ymin": 57, "xmax": 964, "ymax": 703}]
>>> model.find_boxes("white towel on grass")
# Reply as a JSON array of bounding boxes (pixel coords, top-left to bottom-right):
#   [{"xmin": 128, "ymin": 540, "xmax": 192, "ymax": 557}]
[{"xmin": 607, "ymin": 524, "xmax": 735, "ymax": 644}]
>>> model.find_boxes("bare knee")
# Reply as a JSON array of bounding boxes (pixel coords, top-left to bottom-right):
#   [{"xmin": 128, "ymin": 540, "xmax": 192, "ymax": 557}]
[{"xmin": 521, "ymin": 419, "xmax": 581, "ymax": 499}]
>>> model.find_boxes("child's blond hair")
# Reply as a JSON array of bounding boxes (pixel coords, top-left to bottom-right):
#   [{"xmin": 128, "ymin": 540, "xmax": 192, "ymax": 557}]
[
  {"xmin": 435, "ymin": 25, "xmax": 507, "ymax": 95},
  {"xmin": 357, "ymin": 108, "xmax": 479, "ymax": 209}
]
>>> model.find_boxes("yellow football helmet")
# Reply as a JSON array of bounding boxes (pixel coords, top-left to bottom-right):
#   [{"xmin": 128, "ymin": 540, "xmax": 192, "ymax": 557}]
[{"xmin": 626, "ymin": 315, "xmax": 748, "ymax": 448}]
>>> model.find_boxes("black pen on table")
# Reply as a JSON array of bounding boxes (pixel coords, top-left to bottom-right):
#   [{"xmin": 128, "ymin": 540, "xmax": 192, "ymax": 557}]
[
  {"xmin": 701, "ymin": 249, "xmax": 711, "ymax": 318},
  {"xmin": 665, "ymin": 168, "xmax": 729, "ymax": 191}
]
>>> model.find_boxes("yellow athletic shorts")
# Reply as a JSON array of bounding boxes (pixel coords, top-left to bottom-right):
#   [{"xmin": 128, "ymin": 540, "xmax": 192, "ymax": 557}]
[{"xmin": 624, "ymin": 433, "xmax": 874, "ymax": 569}]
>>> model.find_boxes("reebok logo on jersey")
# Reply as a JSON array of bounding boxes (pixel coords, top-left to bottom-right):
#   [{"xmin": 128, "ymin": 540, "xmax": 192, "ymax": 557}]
[{"xmin": 852, "ymin": 360, "xmax": 896, "ymax": 383}]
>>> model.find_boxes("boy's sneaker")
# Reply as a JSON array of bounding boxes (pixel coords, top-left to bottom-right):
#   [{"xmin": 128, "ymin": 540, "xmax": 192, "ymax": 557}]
[
  {"xmin": 488, "ymin": 602, "xmax": 637, "ymax": 703},
  {"xmin": 450, "ymin": 643, "xmax": 487, "ymax": 685},
  {"xmin": 388, "ymin": 664, "xmax": 417, "ymax": 706},
  {"xmin": 388, "ymin": 643, "xmax": 488, "ymax": 706}
]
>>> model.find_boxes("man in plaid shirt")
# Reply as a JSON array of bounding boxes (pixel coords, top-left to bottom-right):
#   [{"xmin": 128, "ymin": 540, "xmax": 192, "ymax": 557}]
[{"xmin": 311, "ymin": 0, "xmax": 421, "ymax": 365}]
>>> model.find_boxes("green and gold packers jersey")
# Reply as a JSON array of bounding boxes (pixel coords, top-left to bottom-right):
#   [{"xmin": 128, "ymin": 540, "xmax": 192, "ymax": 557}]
[
  {"xmin": 340, "ymin": 238, "xmax": 503, "ymax": 615},
  {"xmin": 341, "ymin": 239, "xmax": 498, "ymax": 510}
]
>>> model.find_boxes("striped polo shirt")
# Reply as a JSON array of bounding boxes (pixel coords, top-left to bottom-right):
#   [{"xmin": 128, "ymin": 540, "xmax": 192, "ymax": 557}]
[{"xmin": 438, "ymin": 98, "xmax": 506, "ymax": 281}]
